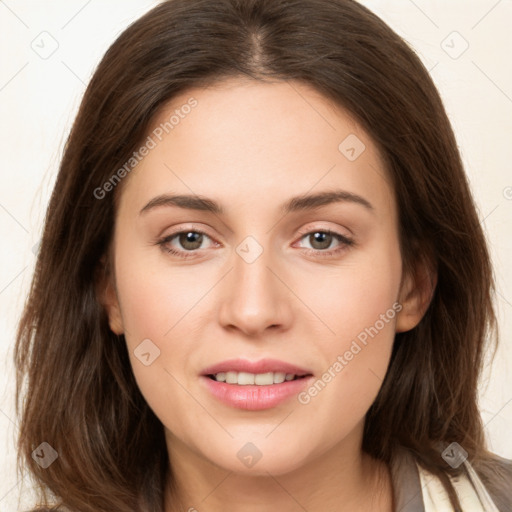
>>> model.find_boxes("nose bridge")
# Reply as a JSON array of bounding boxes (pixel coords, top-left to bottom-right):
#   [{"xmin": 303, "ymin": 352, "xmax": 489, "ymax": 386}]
[{"xmin": 218, "ymin": 234, "xmax": 290, "ymax": 335}]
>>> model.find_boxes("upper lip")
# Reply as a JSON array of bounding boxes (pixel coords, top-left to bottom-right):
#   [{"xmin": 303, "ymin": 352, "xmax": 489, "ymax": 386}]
[{"xmin": 201, "ymin": 358, "xmax": 312, "ymax": 377}]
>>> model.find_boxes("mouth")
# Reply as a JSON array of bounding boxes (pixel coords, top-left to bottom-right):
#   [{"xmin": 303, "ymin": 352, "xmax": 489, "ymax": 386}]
[{"xmin": 200, "ymin": 358, "xmax": 314, "ymax": 410}]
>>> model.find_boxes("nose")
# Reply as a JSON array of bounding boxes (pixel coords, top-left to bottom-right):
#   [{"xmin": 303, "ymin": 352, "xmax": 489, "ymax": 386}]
[{"xmin": 218, "ymin": 242, "xmax": 293, "ymax": 337}]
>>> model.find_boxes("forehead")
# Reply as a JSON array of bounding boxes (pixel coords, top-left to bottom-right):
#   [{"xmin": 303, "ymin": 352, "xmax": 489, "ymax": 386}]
[{"xmin": 118, "ymin": 78, "xmax": 395, "ymax": 220}]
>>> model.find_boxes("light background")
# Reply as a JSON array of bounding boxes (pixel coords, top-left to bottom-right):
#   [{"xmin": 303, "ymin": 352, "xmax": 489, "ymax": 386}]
[{"xmin": 1, "ymin": 0, "xmax": 511, "ymax": 509}]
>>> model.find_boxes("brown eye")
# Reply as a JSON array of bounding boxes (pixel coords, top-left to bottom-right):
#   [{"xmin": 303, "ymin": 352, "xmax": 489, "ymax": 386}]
[
  {"xmin": 178, "ymin": 232, "xmax": 204, "ymax": 251},
  {"xmin": 157, "ymin": 229, "xmax": 215, "ymax": 259},
  {"xmin": 296, "ymin": 229, "xmax": 355, "ymax": 259},
  {"xmin": 308, "ymin": 232, "xmax": 334, "ymax": 250}
]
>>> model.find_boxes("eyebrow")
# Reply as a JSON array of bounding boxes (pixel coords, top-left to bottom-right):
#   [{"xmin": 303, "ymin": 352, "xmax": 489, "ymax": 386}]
[{"xmin": 139, "ymin": 190, "xmax": 374, "ymax": 216}]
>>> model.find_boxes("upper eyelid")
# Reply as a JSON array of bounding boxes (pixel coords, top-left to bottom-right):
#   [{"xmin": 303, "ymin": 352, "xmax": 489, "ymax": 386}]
[{"xmin": 161, "ymin": 227, "xmax": 215, "ymax": 242}]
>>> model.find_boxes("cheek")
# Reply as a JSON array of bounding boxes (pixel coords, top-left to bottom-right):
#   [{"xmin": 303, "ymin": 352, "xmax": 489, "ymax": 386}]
[
  {"xmin": 114, "ymin": 244, "xmax": 214, "ymax": 342},
  {"xmin": 295, "ymin": 235, "xmax": 402, "ymax": 345},
  {"xmin": 114, "ymin": 268, "xmax": 201, "ymax": 443}
]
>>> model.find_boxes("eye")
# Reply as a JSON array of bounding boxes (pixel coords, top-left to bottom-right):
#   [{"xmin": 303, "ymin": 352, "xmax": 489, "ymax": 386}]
[
  {"xmin": 156, "ymin": 227, "xmax": 354, "ymax": 260},
  {"xmin": 157, "ymin": 229, "xmax": 216, "ymax": 259},
  {"xmin": 296, "ymin": 229, "xmax": 354, "ymax": 258}
]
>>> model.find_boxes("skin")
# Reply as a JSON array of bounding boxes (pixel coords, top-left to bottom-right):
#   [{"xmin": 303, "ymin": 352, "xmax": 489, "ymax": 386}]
[{"xmin": 102, "ymin": 78, "xmax": 432, "ymax": 512}]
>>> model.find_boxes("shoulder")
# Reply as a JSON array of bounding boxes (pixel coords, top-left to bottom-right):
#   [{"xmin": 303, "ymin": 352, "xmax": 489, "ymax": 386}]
[
  {"xmin": 419, "ymin": 453, "xmax": 512, "ymax": 512},
  {"xmin": 390, "ymin": 447, "xmax": 512, "ymax": 512},
  {"xmin": 476, "ymin": 453, "xmax": 512, "ymax": 512}
]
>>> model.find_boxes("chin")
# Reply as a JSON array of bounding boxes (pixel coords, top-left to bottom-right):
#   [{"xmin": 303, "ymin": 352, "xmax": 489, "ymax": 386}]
[{"xmin": 200, "ymin": 437, "xmax": 314, "ymax": 476}]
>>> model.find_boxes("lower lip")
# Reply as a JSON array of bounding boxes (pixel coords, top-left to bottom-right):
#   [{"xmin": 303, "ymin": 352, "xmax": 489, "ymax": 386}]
[{"xmin": 201, "ymin": 375, "xmax": 313, "ymax": 410}]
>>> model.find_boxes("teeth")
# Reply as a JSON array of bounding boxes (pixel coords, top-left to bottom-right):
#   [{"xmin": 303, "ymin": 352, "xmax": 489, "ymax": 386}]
[{"xmin": 212, "ymin": 371, "xmax": 298, "ymax": 385}]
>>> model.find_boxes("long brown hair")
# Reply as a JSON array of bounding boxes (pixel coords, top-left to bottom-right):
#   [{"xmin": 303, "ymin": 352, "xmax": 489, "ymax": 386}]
[{"xmin": 15, "ymin": 0, "xmax": 510, "ymax": 510}]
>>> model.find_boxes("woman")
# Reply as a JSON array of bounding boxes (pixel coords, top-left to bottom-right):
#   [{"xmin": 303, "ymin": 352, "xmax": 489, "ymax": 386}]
[{"xmin": 15, "ymin": 0, "xmax": 512, "ymax": 510}]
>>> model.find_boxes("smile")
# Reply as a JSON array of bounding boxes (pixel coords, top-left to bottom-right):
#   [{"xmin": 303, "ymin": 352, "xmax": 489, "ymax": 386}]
[{"xmin": 208, "ymin": 371, "xmax": 307, "ymax": 385}]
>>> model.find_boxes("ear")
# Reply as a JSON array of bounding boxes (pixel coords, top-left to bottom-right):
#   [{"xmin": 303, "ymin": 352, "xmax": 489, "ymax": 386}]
[
  {"xmin": 395, "ymin": 258, "xmax": 437, "ymax": 333},
  {"xmin": 96, "ymin": 255, "xmax": 124, "ymax": 335}
]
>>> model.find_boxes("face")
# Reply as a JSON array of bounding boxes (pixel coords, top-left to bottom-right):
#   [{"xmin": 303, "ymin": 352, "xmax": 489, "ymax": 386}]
[{"xmin": 103, "ymin": 78, "xmax": 426, "ymax": 476}]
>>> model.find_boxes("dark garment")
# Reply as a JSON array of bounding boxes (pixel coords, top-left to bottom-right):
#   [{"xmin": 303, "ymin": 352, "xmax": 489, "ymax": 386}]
[{"xmin": 390, "ymin": 448, "xmax": 426, "ymax": 511}]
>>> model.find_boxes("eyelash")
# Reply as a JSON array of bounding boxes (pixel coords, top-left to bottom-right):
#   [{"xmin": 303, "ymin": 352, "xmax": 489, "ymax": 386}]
[{"xmin": 156, "ymin": 228, "xmax": 354, "ymax": 260}]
